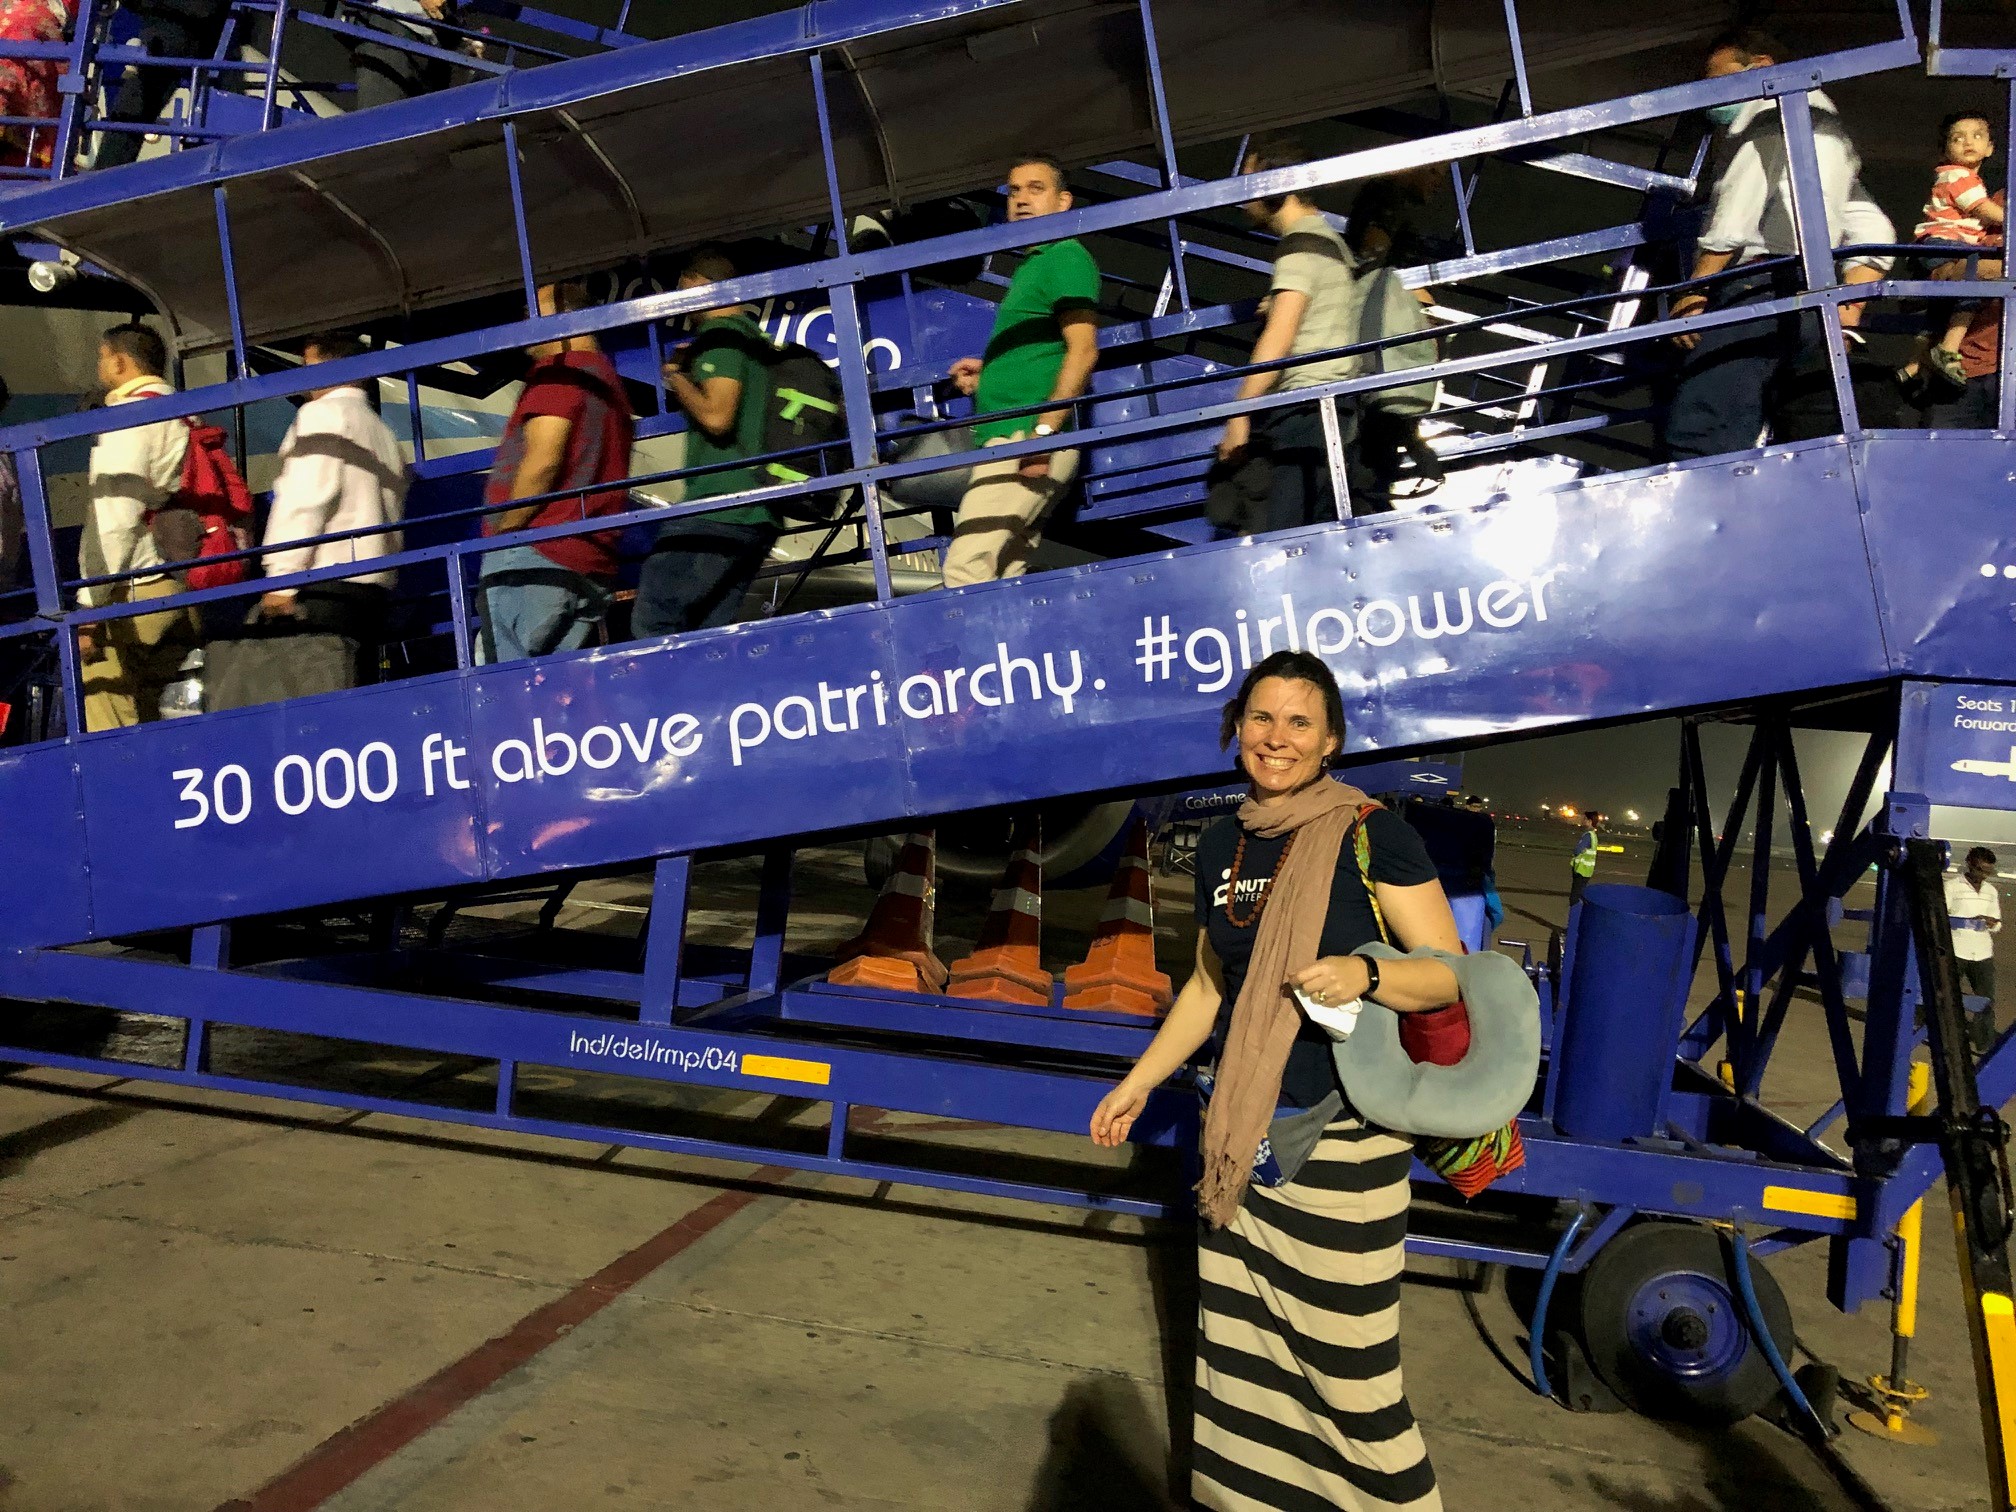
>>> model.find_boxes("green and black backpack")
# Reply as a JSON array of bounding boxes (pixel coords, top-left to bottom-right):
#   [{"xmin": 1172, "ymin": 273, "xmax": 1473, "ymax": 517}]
[{"xmin": 758, "ymin": 342, "xmax": 850, "ymax": 521}]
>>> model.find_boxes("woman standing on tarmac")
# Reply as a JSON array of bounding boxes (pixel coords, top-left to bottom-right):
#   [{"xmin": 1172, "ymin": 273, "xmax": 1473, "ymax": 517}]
[{"xmin": 1091, "ymin": 649, "xmax": 1460, "ymax": 1512}]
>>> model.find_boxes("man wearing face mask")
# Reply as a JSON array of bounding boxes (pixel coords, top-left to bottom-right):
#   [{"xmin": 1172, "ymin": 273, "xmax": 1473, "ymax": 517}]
[{"xmin": 1663, "ymin": 28, "xmax": 1894, "ymax": 460}]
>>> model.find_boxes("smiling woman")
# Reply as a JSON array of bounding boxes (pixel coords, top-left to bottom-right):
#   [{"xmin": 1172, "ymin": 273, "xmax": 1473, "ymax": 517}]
[{"xmin": 1090, "ymin": 648, "xmax": 1464, "ymax": 1512}]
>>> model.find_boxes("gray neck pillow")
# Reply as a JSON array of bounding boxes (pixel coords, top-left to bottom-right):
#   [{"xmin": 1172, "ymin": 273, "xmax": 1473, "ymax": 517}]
[{"xmin": 1331, "ymin": 943, "xmax": 1541, "ymax": 1139}]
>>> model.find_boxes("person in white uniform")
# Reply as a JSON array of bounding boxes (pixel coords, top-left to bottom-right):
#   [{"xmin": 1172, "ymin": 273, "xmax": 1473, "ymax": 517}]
[{"xmin": 1947, "ymin": 845, "xmax": 2002, "ymax": 1051}]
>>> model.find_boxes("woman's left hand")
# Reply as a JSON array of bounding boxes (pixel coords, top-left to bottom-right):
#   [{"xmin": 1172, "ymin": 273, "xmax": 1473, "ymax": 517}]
[{"xmin": 1288, "ymin": 955, "xmax": 1373, "ymax": 1009}]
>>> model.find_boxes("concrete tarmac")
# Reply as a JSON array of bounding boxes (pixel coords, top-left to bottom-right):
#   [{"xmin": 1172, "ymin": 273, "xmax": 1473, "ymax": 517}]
[{"xmin": 0, "ymin": 820, "xmax": 2006, "ymax": 1510}]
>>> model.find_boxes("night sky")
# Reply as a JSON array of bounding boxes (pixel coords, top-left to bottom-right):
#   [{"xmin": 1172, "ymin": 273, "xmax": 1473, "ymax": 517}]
[{"xmin": 1460, "ymin": 720, "xmax": 1881, "ymax": 831}]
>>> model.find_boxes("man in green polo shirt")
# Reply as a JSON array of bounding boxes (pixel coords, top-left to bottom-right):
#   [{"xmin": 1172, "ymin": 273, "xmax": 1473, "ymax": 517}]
[
  {"xmin": 634, "ymin": 248, "xmax": 781, "ymax": 638},
  {"xmin": 943, "ymin": 154, "xmax": 1101, "ymax": 588}
]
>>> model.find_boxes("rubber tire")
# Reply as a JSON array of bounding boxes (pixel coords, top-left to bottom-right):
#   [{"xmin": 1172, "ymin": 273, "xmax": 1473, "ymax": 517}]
[{"xmin": 1576, "ymin": 1221, "xmax": 1796, "ymax": 1425}]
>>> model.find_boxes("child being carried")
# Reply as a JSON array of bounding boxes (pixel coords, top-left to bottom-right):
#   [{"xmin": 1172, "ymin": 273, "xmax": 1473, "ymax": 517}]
[{"xmin": 1907, "ymin": 110, "xmax": 2005, "ymax": 395}]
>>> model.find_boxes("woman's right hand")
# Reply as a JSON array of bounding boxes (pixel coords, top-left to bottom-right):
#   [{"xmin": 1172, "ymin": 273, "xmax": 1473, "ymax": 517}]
[{"xmin": 1090, "ymin": 1080, "xmax": 1150, "ymax": 1147}]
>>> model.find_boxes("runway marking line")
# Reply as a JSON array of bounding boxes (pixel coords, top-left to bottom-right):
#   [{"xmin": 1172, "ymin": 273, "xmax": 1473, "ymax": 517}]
[{"xmin": 212, "ymin": 1163, "xmax": 793, "ymax": 1512}]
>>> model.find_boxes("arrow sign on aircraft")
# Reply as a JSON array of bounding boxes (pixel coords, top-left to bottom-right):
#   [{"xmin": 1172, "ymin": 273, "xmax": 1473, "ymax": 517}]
[{"xmin": 1952, "ymin": 746, "xmax": 2016, "ymax": 782}]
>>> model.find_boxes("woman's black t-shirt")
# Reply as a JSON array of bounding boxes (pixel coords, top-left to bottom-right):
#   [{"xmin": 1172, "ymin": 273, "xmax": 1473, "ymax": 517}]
[{"xmin": 1195, "ymin": 807, "xmax": 1439, "ymax": 1106}]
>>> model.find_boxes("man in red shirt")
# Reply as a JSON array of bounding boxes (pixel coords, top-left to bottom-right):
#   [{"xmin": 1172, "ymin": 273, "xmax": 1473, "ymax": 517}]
[{"xmin": 477, "ymin": 281, "xmax": 636, "ymax": 663}]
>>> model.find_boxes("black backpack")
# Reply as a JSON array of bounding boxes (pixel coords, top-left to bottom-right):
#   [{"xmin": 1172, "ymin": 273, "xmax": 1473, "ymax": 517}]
[{"xmin": 758, "ymin": 342, "xmax": 850, "ymax": 522}]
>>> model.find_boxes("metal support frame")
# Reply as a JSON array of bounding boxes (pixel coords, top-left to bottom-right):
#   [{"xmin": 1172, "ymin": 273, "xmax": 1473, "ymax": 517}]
[
  {"xmin": 639, "ymin": 855, "xmax": 689, "ymax": 1025},
  {"xmin": 259, "ymin": 0, "xmax": 289, "ymax": 131},
  {"xmin": 1886, "ymin": 828, "xmax": 2016, "ymax": 1498},
  {"xmin": 1135, "ymin": 0, "xmax": 1190, "ymax": 312},
  {"xmin": 212, "ymin": 186, "xmax": 249, "ymax": 376},
  {"xmin": 501, "ymin": 118, "xmax": 538, "ymax": 316},
  {"xmin": 0, "ymin": 0, "xmax": 2014, "ymax": 1341},
  {"xmin": 1648, "ymin": 700, "xmax": 2016, "ymax": 1318},
  {"xmin": 810, "ymin": 48, "xmax": 895, "ymax": 602},
  {"xmin": 8, "ymin": 786, "xmax": 2012, "ymax": 1286},
  {"xmin": 1777, "ymin": 91, "xmax": 1863, "ymax": 442}
]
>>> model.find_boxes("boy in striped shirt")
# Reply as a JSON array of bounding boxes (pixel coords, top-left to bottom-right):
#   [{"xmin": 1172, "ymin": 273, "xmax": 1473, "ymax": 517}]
[{"xmin": 1913, "ymin": 111, "xmax": 2004, "ymax": 392}]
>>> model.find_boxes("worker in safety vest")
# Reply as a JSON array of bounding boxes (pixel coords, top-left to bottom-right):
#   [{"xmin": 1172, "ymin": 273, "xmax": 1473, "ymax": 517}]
[{"xmin": 1570, "ymin": 810, "xmax": 1600, "ymax": 910}]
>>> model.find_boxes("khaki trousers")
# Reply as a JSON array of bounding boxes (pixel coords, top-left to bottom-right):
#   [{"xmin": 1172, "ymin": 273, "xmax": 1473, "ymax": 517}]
[
  {"xmin": 81, "ymin": 575, "xmax": 199, "ymax": 731},
  {"xmin": 941, "ymin": 433, "xmax": 1081, "ymax": 588}
]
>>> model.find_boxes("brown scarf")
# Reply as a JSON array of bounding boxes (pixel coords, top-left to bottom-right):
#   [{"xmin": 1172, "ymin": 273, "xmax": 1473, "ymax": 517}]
[{"xmin": 1197, "ymin": 775, "xmax": 1371, "ymax": 1228}]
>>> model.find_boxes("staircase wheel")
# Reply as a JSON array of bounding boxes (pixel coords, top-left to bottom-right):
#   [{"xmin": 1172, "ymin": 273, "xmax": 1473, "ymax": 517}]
[{"xmin": 1576, "ymin": 1221, "xmax": 1796, "ymax": 1424}]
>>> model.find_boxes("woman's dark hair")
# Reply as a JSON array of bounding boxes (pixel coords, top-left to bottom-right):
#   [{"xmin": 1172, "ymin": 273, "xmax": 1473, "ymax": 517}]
[{"xmin": 1218, "ymin": 650, "xmax": 1346, "ymax": 757}]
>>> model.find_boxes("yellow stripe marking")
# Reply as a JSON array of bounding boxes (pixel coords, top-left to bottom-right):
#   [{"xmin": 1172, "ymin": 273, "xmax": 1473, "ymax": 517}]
[
  {"xmin": 1981, "ymin": 1293, "xmax": 2016, "ymax": 1493},
  {"xmin": 1762, "ymin": 1185, "xmax": 1858, "ymax": 1221},
  {"xmin": 740, "ymin": 1053, "xmax": 832, "ymax": 1087}
]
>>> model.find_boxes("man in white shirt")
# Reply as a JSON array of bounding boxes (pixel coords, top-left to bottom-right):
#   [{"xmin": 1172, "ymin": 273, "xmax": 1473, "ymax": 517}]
[
  {"xmin": 79, "ymin": 322, "xmax": 195, "ymax": 731},
  {"xmin": 1665, "ymin": 28, "xmax": 1894, "ymax": 459},
  {"xmin": 1948, "ymin": 845, "xmax": 2002, "ymax": 1050},
  {"xmin": 239, "ymin": 333, "xmax": 407, "ymax": 698}
]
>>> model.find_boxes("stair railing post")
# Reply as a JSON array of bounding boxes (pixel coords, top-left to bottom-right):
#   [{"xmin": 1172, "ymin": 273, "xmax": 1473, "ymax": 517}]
[
  {"xmin": 1319, "ymin": 394, "xmax": 1354, "ymax": 520},
  {"xmin": 640, "ymin": 854, "xmax": 691, "ymax": 1025},
  {"xmin": 259, "ymin": 0, "xmax": 290, "ymax": 130},
  {"xmin": 1136, "ymin": 0, "xmax": 1190, "ymax": 310},
  {"xmin": 502, "ymin": 118, "xmax": 538, "ymax": 317},
  {"xmin": 51, "ymin": 0, "xmax": 101, "ymax": 177},
  {"xmin": 16, "ymin": 452, "xmax": 82, "ymax": 736},
  {"xmin": 1777, "ymin": 89, "xmax": 1862, "ymax": 441},
  {"xmin": 809, "ymin": 49, "xmax": 893, "ymax": 601}
]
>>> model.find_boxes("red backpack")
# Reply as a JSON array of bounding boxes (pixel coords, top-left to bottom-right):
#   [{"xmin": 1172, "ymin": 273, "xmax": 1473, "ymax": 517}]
[{"xmin": 145, "ymin": 418, "xmax": 255, "ymax": 592}]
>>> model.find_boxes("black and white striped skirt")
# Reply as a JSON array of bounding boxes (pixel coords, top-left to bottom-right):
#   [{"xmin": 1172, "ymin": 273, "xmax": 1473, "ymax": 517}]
[{"xmin": 1193, "ymin": 1120, "xmax": 1441, "ymax": 1512}]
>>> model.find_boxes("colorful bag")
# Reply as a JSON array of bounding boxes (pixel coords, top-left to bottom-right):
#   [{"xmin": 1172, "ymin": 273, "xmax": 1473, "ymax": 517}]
[{"xmin": 1349, "ymin": 804, "xmax": 1527, "ymax": 1198}]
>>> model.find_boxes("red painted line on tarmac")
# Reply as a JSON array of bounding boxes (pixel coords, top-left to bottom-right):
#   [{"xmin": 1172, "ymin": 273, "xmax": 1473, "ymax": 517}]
[
  {"xmin": 213, "ymin": 1165, "xmax": 792, "ymax": 1512},
  {"xmin": 878, "ymin": 1117, "xmax": 1003, "ymax": 1135}
]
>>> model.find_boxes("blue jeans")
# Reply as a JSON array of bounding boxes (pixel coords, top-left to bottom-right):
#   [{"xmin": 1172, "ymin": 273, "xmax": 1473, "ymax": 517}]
[
  {"xmin": 1664, "ymin": 271, "xmax": 1819, "ymax": 461},
  {"xmin": 632, "ymin": 519, "xmax": 780, "ymax": 639},
  {"xmin": 1922, "ymin": 373, "xmax": 2000, "ymax": 430},
  {"xmin": 477, "ymin": 545, "xmax": 609, "ymax": 664}
]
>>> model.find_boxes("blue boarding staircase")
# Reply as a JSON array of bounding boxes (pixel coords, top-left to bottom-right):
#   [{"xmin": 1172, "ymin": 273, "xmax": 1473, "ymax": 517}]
[{"xmin": 2, "ymin": 0, "xmax": 2016, "ymax": 1439}]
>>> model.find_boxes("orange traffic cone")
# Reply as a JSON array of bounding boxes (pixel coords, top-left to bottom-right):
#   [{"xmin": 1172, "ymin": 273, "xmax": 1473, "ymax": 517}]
[
  {"xmin": 1062, "ymin": 817, "xmax": 1173, "ymax": 1017},
  {"xmin": 947, "ymin": 817, "xmax": 1054, "ymax": 1006},
  {"xmin": 829, "ymin": 832, "xmax": 949, "ymax": 994}
]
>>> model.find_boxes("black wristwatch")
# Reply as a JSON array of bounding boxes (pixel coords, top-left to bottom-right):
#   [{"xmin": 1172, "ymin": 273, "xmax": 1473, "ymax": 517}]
[{"xmin": 1360, "ymin": 955, "xmax": 1382, "ymax": 1001}]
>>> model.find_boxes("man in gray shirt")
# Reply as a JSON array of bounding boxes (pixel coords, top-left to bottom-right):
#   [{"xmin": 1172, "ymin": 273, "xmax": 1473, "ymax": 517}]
[
  {"xmin": 347, "ymin": 0, "xmax": 459, "ymax": 112},
  {"xmin": 1217, "ymin": 135, "xmax": 1369, "ymax": 530}
]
